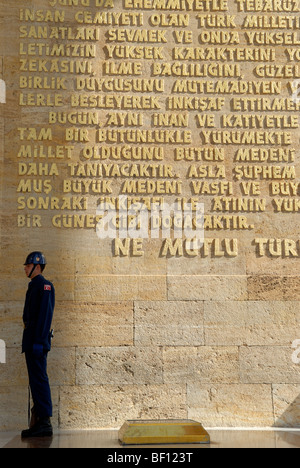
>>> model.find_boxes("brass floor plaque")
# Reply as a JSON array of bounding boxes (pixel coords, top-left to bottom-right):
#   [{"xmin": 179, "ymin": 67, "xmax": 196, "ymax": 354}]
[{"xmin": 119, "ymin": 420, "xmax": 210, "ymax": 446}]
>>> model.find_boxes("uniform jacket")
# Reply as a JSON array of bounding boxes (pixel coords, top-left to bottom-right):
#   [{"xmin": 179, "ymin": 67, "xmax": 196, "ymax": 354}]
[{"xmin": 22, "ymin": 275, "xmax": 55, "ymax": 353}]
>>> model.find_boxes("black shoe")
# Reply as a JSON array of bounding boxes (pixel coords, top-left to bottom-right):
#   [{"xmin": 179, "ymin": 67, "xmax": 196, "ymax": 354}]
[{"xmin": 21, "ymin": 418, "xmax": 53, "ymax": 438}]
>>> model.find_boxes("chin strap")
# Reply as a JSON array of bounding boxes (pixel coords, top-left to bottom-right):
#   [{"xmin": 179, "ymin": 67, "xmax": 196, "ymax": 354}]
[{"xmin": 29, "ymin": 264, "xmax": 37, "ymax": 278}]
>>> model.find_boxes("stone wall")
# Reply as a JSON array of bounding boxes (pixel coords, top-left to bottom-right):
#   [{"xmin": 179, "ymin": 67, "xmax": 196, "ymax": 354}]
[{"xmin": 0, "ymin": 0, "xmax": 300, "ymax": 430}]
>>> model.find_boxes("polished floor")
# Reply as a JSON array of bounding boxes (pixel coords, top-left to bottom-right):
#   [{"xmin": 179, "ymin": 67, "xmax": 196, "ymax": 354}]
[{"xmin": 1, "ymin": 429, "xmax": 300, "ymax": 449}]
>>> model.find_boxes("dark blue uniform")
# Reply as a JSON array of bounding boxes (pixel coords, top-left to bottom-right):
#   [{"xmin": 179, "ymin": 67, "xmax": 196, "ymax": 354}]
[{"xmin": 22, "ymin": 274, "xmax": 55, "ymax": 419}]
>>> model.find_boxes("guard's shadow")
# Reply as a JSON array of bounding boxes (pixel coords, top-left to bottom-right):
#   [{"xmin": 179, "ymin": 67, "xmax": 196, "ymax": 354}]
[
  {"xmin": 274, "ymin": 393, "xmax": 300, "ymax": 428},
  {"xmin": 273, "ymin": 393, "xmax": 300, "ymax": 447}
]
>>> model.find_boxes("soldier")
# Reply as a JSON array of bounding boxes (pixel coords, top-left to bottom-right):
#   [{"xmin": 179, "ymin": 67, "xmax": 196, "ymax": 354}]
[{"xmin": 21, "ymin": 252, "xmax": 55, "ymax": 439}]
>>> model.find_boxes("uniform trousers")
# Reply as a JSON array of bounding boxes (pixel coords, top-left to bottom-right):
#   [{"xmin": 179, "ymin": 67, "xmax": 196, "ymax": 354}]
[{"xmin": 25, "ymin": 351, "xmax": 53, "ymax": 419}]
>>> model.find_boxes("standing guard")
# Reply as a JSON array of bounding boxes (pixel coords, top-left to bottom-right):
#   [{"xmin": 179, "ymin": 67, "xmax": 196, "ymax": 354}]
[{"xmin": 21, "ymin": 252, "xmax": 55, "ymax": 438}]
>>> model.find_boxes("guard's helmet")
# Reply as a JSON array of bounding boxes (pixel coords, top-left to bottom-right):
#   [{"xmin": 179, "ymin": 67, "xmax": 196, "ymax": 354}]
[{"xmin": 24, "ymin": 252, "xmax": 47, "ymax": 266}]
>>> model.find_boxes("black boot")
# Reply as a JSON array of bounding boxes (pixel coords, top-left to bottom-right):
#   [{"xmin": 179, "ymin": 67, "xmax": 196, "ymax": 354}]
[{"xmin": 21, "ymin": 418, "xmax": 53, "ymax": 438}]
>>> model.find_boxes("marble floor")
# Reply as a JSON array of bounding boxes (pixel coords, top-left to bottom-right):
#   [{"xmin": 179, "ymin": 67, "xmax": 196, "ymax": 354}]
[{"xmin": 1, "ymin": 429, "xmax": 300, "ymax": 449}]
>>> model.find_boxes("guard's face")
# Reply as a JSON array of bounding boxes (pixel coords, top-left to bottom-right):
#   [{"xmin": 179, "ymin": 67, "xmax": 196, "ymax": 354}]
[{"xmin": 24, "ymin": 263, "xmax": 34, "ymax": 278}]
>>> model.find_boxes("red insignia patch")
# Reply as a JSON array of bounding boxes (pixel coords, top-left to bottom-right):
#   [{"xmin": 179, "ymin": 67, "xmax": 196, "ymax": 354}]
[{"xmin": 44, "ymin": 285, "xmax": 51, "ymax": 291}]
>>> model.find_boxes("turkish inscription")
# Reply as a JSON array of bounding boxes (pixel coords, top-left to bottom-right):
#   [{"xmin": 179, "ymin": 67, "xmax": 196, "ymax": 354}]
[{"xmin": 15, "ymin": 0, "xmax": 300, "ymax": 258}]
